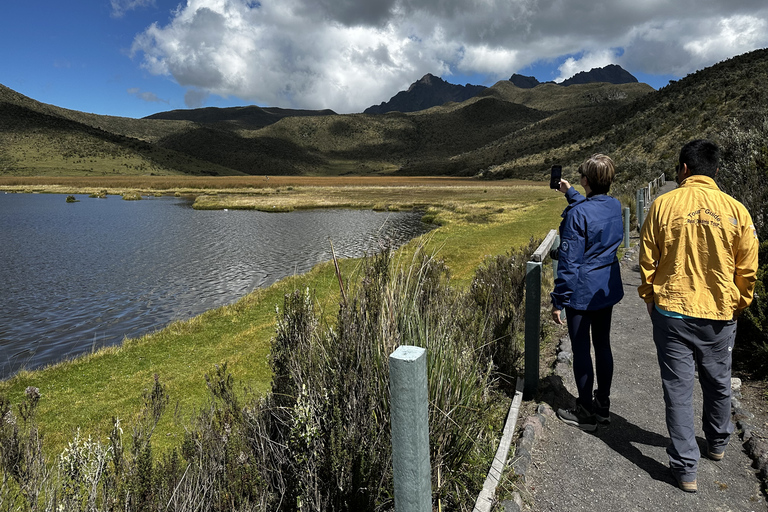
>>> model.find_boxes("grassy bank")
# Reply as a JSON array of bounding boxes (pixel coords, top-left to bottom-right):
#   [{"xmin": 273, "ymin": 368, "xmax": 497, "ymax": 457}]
[{"xmin": 0, "ymin": 178, "xmax": 563, "ymax": 458}]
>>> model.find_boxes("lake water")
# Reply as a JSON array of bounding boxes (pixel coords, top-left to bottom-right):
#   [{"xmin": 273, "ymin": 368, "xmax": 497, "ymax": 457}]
[{"xmin": 0, "ymin": 193, "xmax": 431, "ymax": 379}]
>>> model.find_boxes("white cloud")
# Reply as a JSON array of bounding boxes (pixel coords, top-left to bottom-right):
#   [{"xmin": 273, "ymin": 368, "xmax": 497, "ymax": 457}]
[
  {"xmin": 129, "ymin": 0, "xmax": 768, "ymax": 113},
  {"xmin": 111, "ymin": 0, "xmax": 155, "ymax": 18},
  {"xmin": 684, "ymin": 15, "xmax": 768, "ymax": 62}
]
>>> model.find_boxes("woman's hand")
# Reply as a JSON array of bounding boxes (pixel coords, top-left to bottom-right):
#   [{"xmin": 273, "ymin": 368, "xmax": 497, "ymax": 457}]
[
  {"xmin": 552, "ymin": 307, "xmax": 564, "ymax": 325},
  {"xmin": 558, "ymin": 179, "xmax": 571, "ymax": 194}
]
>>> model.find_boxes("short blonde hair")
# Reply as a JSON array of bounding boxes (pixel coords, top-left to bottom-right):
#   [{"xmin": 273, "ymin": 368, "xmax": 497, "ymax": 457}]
[{"xmin": 579, "ymin": 154, "xmax": 615, "ymax": 194}]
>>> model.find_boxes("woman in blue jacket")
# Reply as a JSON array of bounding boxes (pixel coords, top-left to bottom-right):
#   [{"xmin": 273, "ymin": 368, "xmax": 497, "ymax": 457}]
[{"xmin": 551, "ymin": 154, "xmax": 624, "ymax": 431}]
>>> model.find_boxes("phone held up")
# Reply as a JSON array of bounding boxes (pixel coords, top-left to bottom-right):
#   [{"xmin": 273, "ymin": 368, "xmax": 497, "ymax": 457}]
[{"xmin": 549, "ymin": 165, "xmax": 562, "ymax": 190}]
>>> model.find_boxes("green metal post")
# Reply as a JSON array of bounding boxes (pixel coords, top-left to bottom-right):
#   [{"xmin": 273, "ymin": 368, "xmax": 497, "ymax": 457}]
[
  {"xmin": 524, "ymin": 261, "xmax": 542, "ymax": 400},
  {"xmin": 623, "ymin": 206, "xmax": 630, "ymax": 248},
  {"xmin": 389, "ymin": 345, "xmax": 431, "ymax": 512}
]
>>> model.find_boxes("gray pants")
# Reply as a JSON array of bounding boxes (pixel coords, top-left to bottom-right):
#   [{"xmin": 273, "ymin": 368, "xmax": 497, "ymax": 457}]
[{"xmin": 651, "ymin": 308, "xmax": 737, "ymax": 480}]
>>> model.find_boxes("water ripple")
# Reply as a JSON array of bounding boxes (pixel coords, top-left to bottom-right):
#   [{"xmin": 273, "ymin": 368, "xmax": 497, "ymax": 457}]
[{"xmin": 0, "ymin": 194, "xmax": 430, "ymax": 379}]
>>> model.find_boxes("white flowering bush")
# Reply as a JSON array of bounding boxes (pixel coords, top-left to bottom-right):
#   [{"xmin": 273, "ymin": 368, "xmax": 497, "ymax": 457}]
[{"xmin": 58, "ymin": 430, "xmax": 113, "ymax": 511}]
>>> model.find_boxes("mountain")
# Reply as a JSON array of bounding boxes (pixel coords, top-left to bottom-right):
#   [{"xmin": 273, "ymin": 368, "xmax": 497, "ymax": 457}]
[
  {"xmin": 0, "ymin": 84, "xmax": 240, "ymax": 176},
  {"xmin": 145, "ymin": 105, "xmax": 337, "ymax": 130},
  {"xmin": 364, "ymin": 74, "xmax": 487, "ymax": 114},
  {"xmin": 560, "ymin": 64, "xmax": 638, "ymax": 86},
  {"xmin": 369, "ymin": 65, "xmax": 638, "ymax": 115},
  {"xmin": 509, "ymin": 64, "xmax": 637, "ymax": 89},
  {"xmin": 508, "ymin": 74, "xmax": 548, "ymax": 89},
  {"xmin": 2, "ymin": 48, "xmax": 768, "ymax": 181}
]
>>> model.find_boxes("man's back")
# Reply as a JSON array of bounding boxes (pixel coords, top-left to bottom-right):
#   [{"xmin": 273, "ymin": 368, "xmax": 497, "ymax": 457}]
[{"xmin": 638, "ymin": 175, "xmax": 758, "ymax": 320}]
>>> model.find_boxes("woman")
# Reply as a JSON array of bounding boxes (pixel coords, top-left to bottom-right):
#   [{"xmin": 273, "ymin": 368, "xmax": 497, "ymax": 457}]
[{"xmin": 551, "ymin": 154, "xmax": 624, "ymax": 431}]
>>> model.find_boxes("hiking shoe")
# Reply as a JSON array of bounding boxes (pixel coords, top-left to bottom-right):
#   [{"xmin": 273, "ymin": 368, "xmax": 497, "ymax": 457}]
[
  {"xmin": 706, "ymin": 444, "xmax": 725, "ymax": 461},
  {"xmin": 592, "ymin": 393, "xmax": 610, "ymax": 425},
  {"xmin": 671, "ymin": 470, "xmax": 697, "ymax": 493},
  {"xmin": 556, "ymin": 404, "xmax": 597, "ymax": 432}
]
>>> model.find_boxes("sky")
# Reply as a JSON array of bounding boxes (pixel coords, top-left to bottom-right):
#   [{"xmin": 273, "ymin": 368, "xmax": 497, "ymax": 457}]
[{"xmin": 2, "ymin": 0, "xmax": 768, "ymax": 119}]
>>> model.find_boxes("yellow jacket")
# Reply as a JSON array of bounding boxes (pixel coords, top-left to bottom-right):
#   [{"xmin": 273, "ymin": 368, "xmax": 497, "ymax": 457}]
[{"xmin": 638, "ymin": 175, "xmax": 759, "ymax": 320}]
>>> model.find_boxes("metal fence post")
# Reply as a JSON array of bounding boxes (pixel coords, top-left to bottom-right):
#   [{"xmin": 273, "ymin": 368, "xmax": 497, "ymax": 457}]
[
  {"xmin": 390, "ymin": 346, "xmax": 431, "ymax": 512},
  {"xmin": 524, "ymin": 261, "xmax": 542, "ymax": 400},
  {"xmin": 623, "ymin": 206, "xmax": 630, "ymax": 248}
]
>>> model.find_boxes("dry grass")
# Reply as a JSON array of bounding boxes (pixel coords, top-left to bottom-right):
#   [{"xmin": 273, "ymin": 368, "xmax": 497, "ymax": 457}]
[
  {"xmin": 0, "ymin": 176, "xmax": 550, "ymax": 214},
  {"xmin": 0, "ymin": 175, "xmax": 538, "ymax": 191}
]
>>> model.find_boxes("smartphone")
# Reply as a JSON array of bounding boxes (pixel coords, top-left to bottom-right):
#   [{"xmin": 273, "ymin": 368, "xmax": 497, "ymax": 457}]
[{"xmin": 549, "ymin": 165, "xmax": 562, "ymax": 190}]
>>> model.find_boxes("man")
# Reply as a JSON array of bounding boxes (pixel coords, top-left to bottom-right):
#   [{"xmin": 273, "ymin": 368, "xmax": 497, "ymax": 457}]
[{"xmin": 638, "ymin": 139, "xmax": 759, "ymax": 493}]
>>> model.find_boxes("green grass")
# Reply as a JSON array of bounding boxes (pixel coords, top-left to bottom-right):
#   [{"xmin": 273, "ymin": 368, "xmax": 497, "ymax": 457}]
[{"xmin": 0, "ymin": 185, "xmax": 564, "ymax": 457}]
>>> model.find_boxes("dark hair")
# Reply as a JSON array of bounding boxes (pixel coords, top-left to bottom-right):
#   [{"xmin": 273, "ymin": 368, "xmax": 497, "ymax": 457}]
[
  {"xmin": 679, "ymin": 139, "xmax": 720, "ymax": 178},
  {"xmin": 578, "ymin": 154, "xmax": 615, "ymax": 194}
]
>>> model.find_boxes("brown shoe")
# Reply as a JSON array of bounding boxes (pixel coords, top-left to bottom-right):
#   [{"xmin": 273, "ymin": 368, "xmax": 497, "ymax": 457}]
[
  {"xmin": 672, "ymin": 470, "xmax": 697, "ymax": 493},
  {"xmin": 706, "ymin": 445, "xmax": 725, "ymax": 461}
]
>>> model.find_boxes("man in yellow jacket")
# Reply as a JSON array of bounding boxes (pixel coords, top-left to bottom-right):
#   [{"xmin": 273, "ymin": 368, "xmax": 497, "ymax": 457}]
[{"xmin": 638, "ymin": 139, "xmax": 759, "ymax": 493}]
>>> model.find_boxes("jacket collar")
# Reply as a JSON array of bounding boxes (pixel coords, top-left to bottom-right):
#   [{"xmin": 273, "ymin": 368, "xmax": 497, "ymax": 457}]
[{"xmin": 679, "ymin": 174, "xmax": 720, "ymax": 191}]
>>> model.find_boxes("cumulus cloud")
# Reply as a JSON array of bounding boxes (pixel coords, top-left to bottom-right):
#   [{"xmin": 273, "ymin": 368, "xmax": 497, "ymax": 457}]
[{"xmin": 129, "ymin": 0, "xmax": 768, "ymax": 113}]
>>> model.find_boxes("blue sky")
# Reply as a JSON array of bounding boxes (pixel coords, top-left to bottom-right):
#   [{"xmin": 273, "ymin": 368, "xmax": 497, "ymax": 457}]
[{"xmin": 2, "ymin": 0, "xmax": 767, "ymax": 119}]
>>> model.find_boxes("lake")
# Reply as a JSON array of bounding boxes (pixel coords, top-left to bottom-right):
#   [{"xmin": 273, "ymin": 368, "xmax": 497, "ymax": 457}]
[{"xmin": 0, "ymin": 193, "xmax": 431, "ymax": 379}]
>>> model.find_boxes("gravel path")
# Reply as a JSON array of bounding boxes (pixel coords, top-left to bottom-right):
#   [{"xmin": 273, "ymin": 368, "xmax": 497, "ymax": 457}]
[{"xmin": 514, "ymin": 183, "xmax": 768, "ymax": 512}]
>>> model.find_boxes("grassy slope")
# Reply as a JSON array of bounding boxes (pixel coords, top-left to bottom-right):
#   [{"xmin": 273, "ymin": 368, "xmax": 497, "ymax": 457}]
[
  {"xmin": 0, "ymin": 80, "xmax": 653, "ymax": 179},
  {"xmin": 5, "ymin": 49, "xmax": 768, "ymax": 181},
  {"xmin": 0, "ymin": 182, "xmax": 565, "ymax": 456}
]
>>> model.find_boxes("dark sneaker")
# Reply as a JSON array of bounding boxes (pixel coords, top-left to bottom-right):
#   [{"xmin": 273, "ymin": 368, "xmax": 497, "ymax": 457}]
[
  {"xmin": 556, "ymin": 404, "xmax": 597, "ymax": 432},
  {"xmin": 671, "ymin": 469, "xmax": 697, "ymax": 492},
  {"xmin": 592, "ymin": 393, "xmax": 610, "ymax": 425}
]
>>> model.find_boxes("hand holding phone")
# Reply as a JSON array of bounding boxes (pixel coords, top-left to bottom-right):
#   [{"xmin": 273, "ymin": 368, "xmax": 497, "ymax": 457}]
[{"xmin": 549, "ymin": 165, "xmax": 562, "ymax": 190}]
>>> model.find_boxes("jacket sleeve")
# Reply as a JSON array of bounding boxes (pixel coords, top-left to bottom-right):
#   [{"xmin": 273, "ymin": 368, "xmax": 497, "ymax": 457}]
[
  {"xmin": 637, "ymin": 202, "xmax": 659, "ymax": 304},
  {"xmin": 551, "ymin": 209, "xmax": 586, "ymax": 310},
  {"xmin": 565, "ymin": 187, "xmax": 584, "ymax": 205},
  {"xmin": 734, "ymin": 213, "xmax": 760, "ymax": 314}
]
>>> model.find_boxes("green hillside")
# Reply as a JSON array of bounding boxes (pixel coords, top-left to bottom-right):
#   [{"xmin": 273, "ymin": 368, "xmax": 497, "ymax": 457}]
[
  {"xmin": 0, "ymin": 85, "xmax": 240, "ymax": 176},
  {"xmin": 2, "ymin": 48, "xmax": 768, "ymax": 183}
]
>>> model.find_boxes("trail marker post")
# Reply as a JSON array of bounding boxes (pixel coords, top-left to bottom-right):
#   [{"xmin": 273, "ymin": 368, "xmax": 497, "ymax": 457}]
[{"xmin": 389, "ymin": 346, "xmax": 431, "ymax": 512}]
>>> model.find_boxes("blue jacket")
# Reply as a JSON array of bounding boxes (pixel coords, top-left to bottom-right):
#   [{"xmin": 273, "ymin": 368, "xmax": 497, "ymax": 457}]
[{"xmin": 551, "ymin": 187, "xmax": 624, "ymax": 311}]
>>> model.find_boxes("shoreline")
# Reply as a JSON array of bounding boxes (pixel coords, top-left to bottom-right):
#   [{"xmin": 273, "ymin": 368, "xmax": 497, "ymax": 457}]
[{"xmin": 0, "ymin": 180, "xmax": 564, "ymax": 455}]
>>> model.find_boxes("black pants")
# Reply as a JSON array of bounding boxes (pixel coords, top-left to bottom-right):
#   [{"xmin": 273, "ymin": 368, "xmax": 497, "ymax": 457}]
[{"xmin": 565, "ymin": 306, "xmax": 614, "ymax": 410}]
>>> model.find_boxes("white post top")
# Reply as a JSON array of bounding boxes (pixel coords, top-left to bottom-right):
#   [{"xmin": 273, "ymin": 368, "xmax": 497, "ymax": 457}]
[{"xmin": 391, "ymin": 345, "xmax": 426, "ymax": 362}]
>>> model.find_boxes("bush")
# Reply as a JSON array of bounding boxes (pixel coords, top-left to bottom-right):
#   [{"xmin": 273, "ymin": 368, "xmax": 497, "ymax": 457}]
[{"xmin": 718, "ymin": 111, "xmax": 768, "ymax": 377}]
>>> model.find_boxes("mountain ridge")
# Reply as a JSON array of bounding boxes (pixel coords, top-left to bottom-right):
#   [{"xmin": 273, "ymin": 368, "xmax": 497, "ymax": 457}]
[
  {"xmin": 2, "ymin": 49, "xmax": 768, "ymax": 181},
  {"xmin": 366, "ymin": 64, "xmax": 639, "ymax": 114},
  {"xmin": 363, "ymin": 73, "xmax": 487, "ymax": 115}
]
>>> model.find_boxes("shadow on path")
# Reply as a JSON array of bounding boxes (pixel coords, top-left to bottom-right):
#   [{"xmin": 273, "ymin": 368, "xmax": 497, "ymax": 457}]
[{"xmin": 537, "ymin": 374, "xmax": 672, "ymax": 486}]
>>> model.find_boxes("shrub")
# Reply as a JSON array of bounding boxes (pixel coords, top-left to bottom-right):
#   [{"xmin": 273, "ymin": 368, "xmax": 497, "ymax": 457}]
[{"xmin": 718, "ymin": 111, "xmax": 768, "ymax": 377}]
